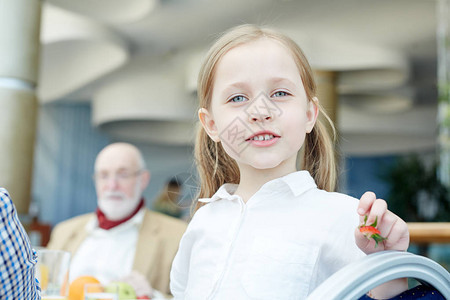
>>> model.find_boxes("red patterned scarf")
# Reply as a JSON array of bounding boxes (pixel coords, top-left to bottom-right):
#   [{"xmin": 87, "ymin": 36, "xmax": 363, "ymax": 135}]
[{"xmin": 96, "ymin": 198, "xmax": 145, "ymax": 230}]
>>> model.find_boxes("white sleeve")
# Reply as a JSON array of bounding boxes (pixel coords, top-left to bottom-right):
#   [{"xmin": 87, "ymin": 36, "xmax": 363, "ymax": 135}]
[{"xmin": 170, "ymin": 226, "xmax": 194, "ymax": 299}]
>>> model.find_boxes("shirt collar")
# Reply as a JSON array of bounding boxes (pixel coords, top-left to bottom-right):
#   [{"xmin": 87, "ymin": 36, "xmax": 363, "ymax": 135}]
[
  {"xmin": 281, "ymin": 170, "xmax": 317, "ymax": 197},
  {"xmin": 198, "ymin": 170, "xmax": 317, "ymax": 203},
  {"xmin": 198, "ymin": 184, "xmax": 239, "ymax": 203}
]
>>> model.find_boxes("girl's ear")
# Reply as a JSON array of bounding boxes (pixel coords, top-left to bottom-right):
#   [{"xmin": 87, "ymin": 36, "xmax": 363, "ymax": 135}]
[
  {"xmin": 198, "ymin": 108, "xmax": 220, "ymax": 142},
  {"xmin": 305, "ymin": 97, "xmax": 319, "ymax": 133}
]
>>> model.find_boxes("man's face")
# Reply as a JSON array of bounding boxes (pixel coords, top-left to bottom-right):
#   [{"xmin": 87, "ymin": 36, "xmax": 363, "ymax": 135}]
[
  {"xmin": 94, "ymin": 147, "xmax": 142, "ymax": 201},
  {"xmin": 93, "ymin": 145, "xmax": 147, "ymax": 220}
]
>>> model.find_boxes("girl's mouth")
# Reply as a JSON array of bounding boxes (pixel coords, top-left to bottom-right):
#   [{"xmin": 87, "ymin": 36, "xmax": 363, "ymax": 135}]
[
  {"xmin": 246, "ymin": 131, "xmax": 280, "ymax": 146},
  {"xmin": 249, "ymin": 134, "xmax": 275, "ymax": 141}
]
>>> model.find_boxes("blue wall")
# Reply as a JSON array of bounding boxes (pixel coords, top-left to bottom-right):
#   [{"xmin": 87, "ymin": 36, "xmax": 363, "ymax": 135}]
[
  {"xmin": 342, "ymin": 155, "xmax": 398, "ymax": 200},
  {"xmin": 32, "ymin": 103, "xmax": 111, "ymax": 224}
]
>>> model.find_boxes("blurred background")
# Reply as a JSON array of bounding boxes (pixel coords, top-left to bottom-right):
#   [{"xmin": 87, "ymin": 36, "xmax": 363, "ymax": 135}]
[{"xmin": 1, "ymin": 0, "xmax": 449, "ymax": 267}]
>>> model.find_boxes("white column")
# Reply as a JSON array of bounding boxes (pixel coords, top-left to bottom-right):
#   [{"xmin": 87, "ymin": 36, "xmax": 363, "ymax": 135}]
[{"xmin": 0, "ymin": 0, "xmax": 41, "ymax": 213}]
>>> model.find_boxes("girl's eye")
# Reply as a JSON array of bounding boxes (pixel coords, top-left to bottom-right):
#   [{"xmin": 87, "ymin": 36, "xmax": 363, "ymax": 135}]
[
  {"xmin": 228, "ymin": 95, "xmax": 247, "ymax": 103},
  {"xmin": 272, "ymin": 91, "xmax": 289, "ymax": 97}
]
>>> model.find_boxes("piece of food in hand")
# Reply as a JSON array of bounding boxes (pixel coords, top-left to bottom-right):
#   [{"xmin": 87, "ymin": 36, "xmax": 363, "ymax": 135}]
[
  {"xmin": 106, "ymin": 282, "xmax": 137, "ymax": 300},
  {"xmin": 358, "ymin": 215, "xmax": 387, "ymax": 247}
]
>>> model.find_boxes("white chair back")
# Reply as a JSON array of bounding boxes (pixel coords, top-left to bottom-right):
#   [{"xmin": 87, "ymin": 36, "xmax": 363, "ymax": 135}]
[{"xmin": 307, "ymin": 251, "xmax": 450, "ymax": 300}]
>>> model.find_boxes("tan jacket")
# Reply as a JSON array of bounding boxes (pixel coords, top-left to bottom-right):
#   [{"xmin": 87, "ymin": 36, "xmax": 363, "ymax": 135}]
[{"xmin": 46, "ymin": 209, "xmax": 187, "ymax": 295}]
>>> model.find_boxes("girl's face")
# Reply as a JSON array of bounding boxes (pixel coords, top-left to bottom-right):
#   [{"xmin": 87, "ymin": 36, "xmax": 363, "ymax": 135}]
[{"xmin": 199, "ymin": 38, "xmax": 318, "ymax": 173}]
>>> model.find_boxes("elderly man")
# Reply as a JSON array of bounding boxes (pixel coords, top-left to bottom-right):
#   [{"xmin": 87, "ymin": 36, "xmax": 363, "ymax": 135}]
[{"xmin": 47, "ymin": 143, "xmax": 186, "ymax": 295}]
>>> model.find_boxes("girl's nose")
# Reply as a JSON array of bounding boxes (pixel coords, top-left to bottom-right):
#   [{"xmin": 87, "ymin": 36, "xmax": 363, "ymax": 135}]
[{"xmin": 249, "ymin": 112, "xmax": 272, "ymax": 122}]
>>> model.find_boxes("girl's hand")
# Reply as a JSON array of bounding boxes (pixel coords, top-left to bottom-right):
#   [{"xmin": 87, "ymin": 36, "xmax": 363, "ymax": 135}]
[{"xmin": 354, "ymin": 192, "xmax": 410, "ymax": 254}]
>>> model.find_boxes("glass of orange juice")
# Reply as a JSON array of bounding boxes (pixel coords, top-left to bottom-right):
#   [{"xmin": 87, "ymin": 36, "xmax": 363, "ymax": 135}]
[{"xmin": 36, "ymin": 249, "xmax": 71, "ymax": 300}]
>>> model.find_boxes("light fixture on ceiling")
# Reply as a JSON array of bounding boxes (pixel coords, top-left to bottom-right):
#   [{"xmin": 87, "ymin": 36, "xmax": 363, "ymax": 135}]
[
  {"xmin": 46, "ymin": 0, "xmax": 158, "ymax": 24},
  {"xmin": 91, "ymin": 60, "xmax": 197, "ymax": 145},
  {"xmin": 38, "ymin": 4, "xmax": 129, "ymax": 102}
]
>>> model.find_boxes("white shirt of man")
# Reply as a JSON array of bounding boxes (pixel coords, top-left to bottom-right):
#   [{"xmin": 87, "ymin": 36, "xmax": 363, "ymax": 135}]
[
  {"xmin": 69, "ymin": 208, "xmax": 145, "ymax": 283},
  {"xmin": 170, "ymin": 171, "xmax": 365, "ymax": 300}
]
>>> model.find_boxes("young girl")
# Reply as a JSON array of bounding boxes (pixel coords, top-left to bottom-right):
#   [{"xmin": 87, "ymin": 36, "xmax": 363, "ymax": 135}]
[{"xmin": 170, "ymin": 24, "xmax": 410, "ymax": 300}]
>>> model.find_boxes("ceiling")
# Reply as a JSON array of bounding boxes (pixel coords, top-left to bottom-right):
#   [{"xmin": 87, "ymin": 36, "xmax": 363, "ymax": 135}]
[{"xmin": 37, "ymin": 0, "xmax": 441, "ymax": 155}]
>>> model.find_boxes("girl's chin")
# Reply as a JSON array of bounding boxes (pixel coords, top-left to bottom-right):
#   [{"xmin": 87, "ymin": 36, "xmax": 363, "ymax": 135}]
[
  {"xmin": 240, "ymin": 158, "xmax": 285, "ymax": 171},
  {"xmin": 237, "ymin": 154, "xmax": 298, "ymax": 172},
  {"xmin": 229, "ymin": 149, "xmax": 298, "ymax": 170}
]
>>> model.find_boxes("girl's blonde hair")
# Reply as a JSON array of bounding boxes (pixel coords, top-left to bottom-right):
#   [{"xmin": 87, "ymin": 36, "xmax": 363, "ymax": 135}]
[{"xmin": 194, "ymin": 24, "xmax": 337, "ymax": 211}]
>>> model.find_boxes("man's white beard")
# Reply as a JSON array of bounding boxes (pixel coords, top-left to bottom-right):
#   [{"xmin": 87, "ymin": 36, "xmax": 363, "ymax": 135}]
[{"xmin": 98, "ymin": 181, "xmax": 142, "ymax": 221}]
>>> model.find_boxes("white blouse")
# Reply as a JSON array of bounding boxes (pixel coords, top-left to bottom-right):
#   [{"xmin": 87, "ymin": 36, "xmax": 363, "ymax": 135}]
[{"xmin": 170, "ymin": 171, "xmax": 365, "ymax": 300}]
